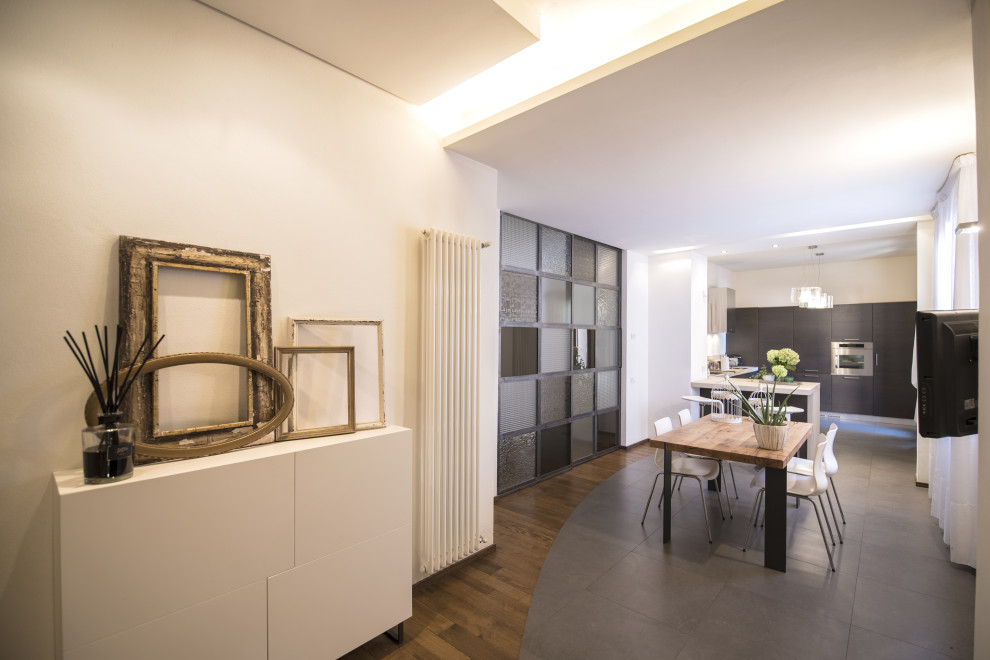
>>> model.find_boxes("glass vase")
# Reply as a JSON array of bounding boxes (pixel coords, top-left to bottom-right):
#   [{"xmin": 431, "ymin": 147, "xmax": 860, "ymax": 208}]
[{"xmin": 81, "ymin": 413, "xmax": 135, "ymax": 484}]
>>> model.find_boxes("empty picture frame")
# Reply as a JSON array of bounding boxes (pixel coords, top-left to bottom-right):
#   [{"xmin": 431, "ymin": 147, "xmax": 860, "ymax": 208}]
[
  {"xmin": 290, "ymin": 319, "xmax": 385, "ymax": 430},
  {"xmin": 275, "ymin": 346, "xmax": 355, "ymax": 441},
  {"xmin": 118, "ymin": 236, "xmax": 273, "ymax": 460}
]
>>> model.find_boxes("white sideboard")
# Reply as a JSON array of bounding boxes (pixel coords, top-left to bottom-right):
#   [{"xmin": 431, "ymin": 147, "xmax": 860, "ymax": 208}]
[{"xmin": 53, "ymin": 426, "xmax": 412, "ymax": 660}]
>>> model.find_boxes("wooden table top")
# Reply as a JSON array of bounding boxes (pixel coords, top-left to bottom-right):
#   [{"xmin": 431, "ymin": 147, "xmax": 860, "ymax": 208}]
[{"xmin": 648, "ymin": 415, "xmax": 814, "ymax": 469}]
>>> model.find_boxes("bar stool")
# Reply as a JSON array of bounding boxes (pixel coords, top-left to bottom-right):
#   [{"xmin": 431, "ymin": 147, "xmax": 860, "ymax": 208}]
[{"xmin": 681, "ymin": 394, "xmax": 716, "ymax": 417}]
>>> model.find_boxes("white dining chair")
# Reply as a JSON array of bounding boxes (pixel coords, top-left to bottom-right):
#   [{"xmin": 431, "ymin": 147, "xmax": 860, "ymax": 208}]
[
  {"xmin": 744, "ymin": 436, "xmax": 836, "ymax": 572},
  {"xmin": 641, "ymin": 417, "xmax": 727, "ymax": 543},
  {"xmin": 788, "ymin": 423, "xmax": 843, "ymax": 535},
  {"xmin": 676, "ymin": 407, "xmax": 737, "ymax": 502}
]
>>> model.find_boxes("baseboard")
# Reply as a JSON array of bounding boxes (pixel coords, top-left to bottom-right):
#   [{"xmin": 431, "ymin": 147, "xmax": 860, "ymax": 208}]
[
  {"xmin": 916, "ymin": 481, "xmax": 929, "ymax": 488},
  {"xmin": 413, "ymin": 544, "xmax": 497, "ymax": 587},
  {"xmin": 624, "ymin": 438, "xmax": 650, "ymax": 449}
]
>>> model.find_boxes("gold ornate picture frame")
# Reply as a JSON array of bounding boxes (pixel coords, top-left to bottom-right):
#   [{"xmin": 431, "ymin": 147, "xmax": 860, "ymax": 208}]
[
  {"xmin": 118, "ymin": 236, "xmax": 273, "ymax": 461},
  {"xmin": 275, "ymin": 346, "xmax": 355, "ymax": 441},
  {"xmin": 290, "ymin": 319, "xmax": 385, "ymax": 430}
]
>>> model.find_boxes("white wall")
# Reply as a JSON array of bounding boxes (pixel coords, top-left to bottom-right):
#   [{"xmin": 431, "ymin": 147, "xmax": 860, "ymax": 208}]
[
  {"xmin": 972, "ymin": 0, "xmax": 989, "ymax": 655},
  {"xmin": 648, "ymin": 253, "xmax": 701, "ymax": 428},
  {"xmin": 733, "ymin": 255, "xmax": 918, "ymax": 307},
  {"xmin": 623, "ymin": 251, "xmax": 650, "ymax": 444},
  {"xmin": 0, "ymin": 1, "xmax": 498, "ymax": 657}
]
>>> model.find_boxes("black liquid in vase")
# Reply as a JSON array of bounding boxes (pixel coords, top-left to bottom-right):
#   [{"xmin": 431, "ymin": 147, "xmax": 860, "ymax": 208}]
[{"xmin": 82, "ymin": 443, "xmax": 133, "ymax": 479}]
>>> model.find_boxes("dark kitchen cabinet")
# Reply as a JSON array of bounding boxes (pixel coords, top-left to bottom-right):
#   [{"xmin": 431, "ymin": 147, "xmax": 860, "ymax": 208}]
[
  {"xmin": 873, "ymin": 301, "xmax": 917, "ymax": 418},
  {"xmin": 832, "ymin": 375, "xmax": 874, "ymax": 415},
  {"xmin": 831, "ymin": 304, "xmax": 873, "ymax": 342},
  {"xmin": 758, "ymin": 307, "xmax": 794, "ymax": 368},
  {"xmin": 727, "ymin": 307, "xmax": 759, "ymax": 366},
  {"xmin": 796, "ymin": 370, "xmax": 831, "ymax": 412},
  {"xmin": 793, "ymin": 307, "xmax": 832, "ymax": 374}
]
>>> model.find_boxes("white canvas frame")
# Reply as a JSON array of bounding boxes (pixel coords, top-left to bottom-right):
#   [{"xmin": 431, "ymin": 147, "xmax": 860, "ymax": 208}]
[{"xmin": 290, "ymin": 319, "xmax": 385, "ymax": 430}]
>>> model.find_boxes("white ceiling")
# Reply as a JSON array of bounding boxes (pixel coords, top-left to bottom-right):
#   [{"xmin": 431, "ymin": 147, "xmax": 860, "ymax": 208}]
[
  {"xmin": 205, "ymin": 0, "xmax": 977, "ymax": 271},
  {"xmin": 198, "ymin": 0, "xmax": 540, "ymax": 105},
  {"xmin": 446, "ymin": 0, "xmax": 976, "ymax": 269}
]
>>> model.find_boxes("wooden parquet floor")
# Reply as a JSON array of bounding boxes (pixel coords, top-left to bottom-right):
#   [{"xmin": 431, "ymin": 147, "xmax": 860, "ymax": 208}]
[{"xmin": 342, "ymin": 443, "xmax": 654, "ymax": 659}]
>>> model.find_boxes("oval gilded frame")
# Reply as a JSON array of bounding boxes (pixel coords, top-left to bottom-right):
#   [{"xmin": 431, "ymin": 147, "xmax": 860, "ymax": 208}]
[{"xmin": 85, "ymin": 353, "xmax": 294, "ymax": 459}]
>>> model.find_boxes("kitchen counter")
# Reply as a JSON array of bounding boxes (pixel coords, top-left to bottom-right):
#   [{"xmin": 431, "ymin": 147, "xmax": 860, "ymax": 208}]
[
  {"xmin": 705, "ymin": 366, "xmax": 758, "ymax": 377},
  {"xmin": 690, "ymin": 375, "xmax": 821, "ymax": 433},
  {"xmin": 691, "ymin": 375, "xmax": 821, "ymax": 396}
]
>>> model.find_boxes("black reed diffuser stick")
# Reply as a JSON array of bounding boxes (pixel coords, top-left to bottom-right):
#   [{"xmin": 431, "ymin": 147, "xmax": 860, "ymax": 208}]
[{"xmin": 64, "ymin": 325, "xmax": 165, "ymax": 416}]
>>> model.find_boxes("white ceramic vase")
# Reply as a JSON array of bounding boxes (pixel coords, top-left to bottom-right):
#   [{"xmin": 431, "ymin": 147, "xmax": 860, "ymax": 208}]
[{"xmin": 753, "ymin": 423, "xmax": 788, "ymax": 450}]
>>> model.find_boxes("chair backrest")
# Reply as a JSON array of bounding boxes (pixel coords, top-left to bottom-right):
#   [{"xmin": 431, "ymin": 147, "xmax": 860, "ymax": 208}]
[
  {"xmin": 654, "ymin": 417, "xmax": 673, "ymax": 437},
  {"xmin": 811, "ymin": 437, "xmax": 829, "ymax": 493},
  {"xmin": 823, "ymin": 423, "xmax": 839, "ymax": 475},
  {"xmin": 677, "ymin": 408, "xmax": 692, "ymax": 426}
]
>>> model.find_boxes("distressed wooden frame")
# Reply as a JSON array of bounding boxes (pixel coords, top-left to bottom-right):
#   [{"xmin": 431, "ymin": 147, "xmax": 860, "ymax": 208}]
[
  {"xmin": 274, "ymin": 346, "xmax": 356, "ymax": 441},
  {"xmin": 119, "ymin": 236, "xmax": 273, "ymax": 461},
  {"xmin": 290, "ymin": 318, "xmax": 385, "ymax": 430}
]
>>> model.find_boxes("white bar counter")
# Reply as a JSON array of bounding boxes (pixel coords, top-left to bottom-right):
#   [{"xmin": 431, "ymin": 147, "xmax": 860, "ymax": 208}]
[{"xmin": 690, "ymin": 375, "xmax": 821, "ymax": 432}]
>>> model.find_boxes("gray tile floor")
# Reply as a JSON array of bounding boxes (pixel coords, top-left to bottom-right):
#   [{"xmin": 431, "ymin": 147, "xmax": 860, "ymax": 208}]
[{"xmin": 520, "ymin": 420, "xmax": 975, "ymax": 659}]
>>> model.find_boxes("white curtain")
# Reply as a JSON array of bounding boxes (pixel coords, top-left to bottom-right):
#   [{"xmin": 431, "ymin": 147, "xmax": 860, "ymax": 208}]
[{"xmin": 928, "ymin": 153, "xmax": 979, "ymax": 567}]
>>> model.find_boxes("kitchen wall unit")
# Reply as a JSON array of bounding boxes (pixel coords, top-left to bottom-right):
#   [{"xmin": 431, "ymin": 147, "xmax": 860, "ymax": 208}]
[
  {"xmin": 873, "ymin": 301, "xmax": 918, "ymax": 419},
  {"xmin": 757, "ymin": 307, "xmax": 794, "ymax": 368},
  {"xmin": 831, "ymin": 303, "xmax": 873, "ymax": 342},
  {"xmin": 726, "ymin": 306, "xmax": 759, "ymax": 366},
  {"xmin": 727, "ymin": 302, "xmax": 916, "ymax": 418},
  {"xmin": 708, "ymin": 287, "xmax": 735, "ymax": 334}
]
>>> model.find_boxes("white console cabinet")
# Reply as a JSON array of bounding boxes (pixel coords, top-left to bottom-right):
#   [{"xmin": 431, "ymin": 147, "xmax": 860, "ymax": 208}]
[{"xmin": 53, "ymin": 426, "xmax": 412, "ymax": 660}]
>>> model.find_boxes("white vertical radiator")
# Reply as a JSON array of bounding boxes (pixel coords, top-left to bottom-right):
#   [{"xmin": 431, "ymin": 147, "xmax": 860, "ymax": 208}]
[{"xmin": 421, "ymin": 228, "xmax": 482, "ymax": 573}]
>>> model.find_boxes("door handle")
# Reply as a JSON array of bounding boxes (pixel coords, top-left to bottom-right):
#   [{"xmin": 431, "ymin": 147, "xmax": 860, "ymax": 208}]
[{"xmin": 842, "ymin": 376, "xmax": 861, "ymax": 380}]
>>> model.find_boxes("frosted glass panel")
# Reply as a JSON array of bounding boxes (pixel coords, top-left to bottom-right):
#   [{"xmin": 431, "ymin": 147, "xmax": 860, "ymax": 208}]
[
  {"xmin": 540, "ymin": 226, "xmax": 571, "ymax": 276},
  {"xmin": 597, "ymin": 411, "xmax": 618, "ymax": 450},
  {"xmin": 501, "ymin": 327, "xmax": 538, "ymax": 377},
  {"xmin": 572, "ymin": 373, "xmax": 594, "ymax": 415},
  {"xmin": 571, "ymin": 417, "xmax": 594, "ymax": 461},
  {"xmin": 573, "ymin": 329, "xmax": 595, "ymax": 370},
  {"xmin": 572, "ymin": 283, "xmax": 594, "ymax": 325},
  {"xmin": 540, "ymin": 328, "xmax": 571, "ymax": 373},
  {"xmin": 595, "ymin": 329, "xmax": 617, "ymax": 368},
  {"xmin": 501, "ymin": 214, "xmax": 538, "ymax": 270},
  {"xmin": 597, "ymin": 370, "xmax": 618, "ymax": 409},
  {"xmin": 597, "ymin": 288, "xmax": 618, "ymax": 327},
  {"xmin": 572, "ymin": 238, "xmax": 596, "ymax": 282},
  {"xmin": 500, "ymin": 380, "xmax": 537, "ymax": 434},
  {"xmin": 541, "ymin": 278, "xmax": 571, "ymax": 324},
  {"xmin": 597, "ymin": 245, "xmax": 618, "ymax": 285},
  {"xmin": 540, "ymin": 377, "xmax": 570, "ymax": 424},
  {"xmin": 500, "ymin": 271, "xmax": 537, "ymax": 322},
  {"xmin": 498, "ymin": 432, "xmax": 535, "ymax": 492},
  {"xmin": 540, "ymin": 424, "xmax": 570, "ymax": 475}
]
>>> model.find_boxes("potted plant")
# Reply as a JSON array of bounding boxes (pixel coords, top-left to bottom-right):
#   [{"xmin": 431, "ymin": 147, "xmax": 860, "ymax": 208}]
[
  {"xmin": 724, "ymin": 378, "xmax": 795, "ymax": 450},
  {"xmin": 766, "ymin": 348, "xmax": 800, "ymax": 382}
]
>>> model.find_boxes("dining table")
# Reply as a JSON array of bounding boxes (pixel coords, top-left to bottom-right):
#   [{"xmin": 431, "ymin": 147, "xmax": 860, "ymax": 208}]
[{"xmin": 648, "ymin": 414, "xmax": 814, "ymax": 572}]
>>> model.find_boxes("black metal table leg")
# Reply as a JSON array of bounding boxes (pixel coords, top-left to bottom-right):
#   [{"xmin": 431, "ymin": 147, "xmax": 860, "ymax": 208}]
[
  {"xmin": 662, "ymin": 448, "xmax": 672, "ymax": 543},
  {"xmin": 764, "ymin": 466, "xmax": 787, "ymax": 572}
]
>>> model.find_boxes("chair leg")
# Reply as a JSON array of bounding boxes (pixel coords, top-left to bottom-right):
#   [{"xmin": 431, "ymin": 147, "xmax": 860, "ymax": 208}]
[
  {"xmin": 807, "ymin": 496, "xmax": 836, "ymax": 572},
  {"xmin": 713, "ymin": 476, "xmax": 726, "ymax": 521},
  {"xmin": 829, "ymin": 476, "xmax": 847, "ymax": 524},
  {"xmin": 692, "ymin": 476, "xmax": 714, "ymax": 544},
  {"xmin": 743, "ymin": 488, "xmax": 764, "ymax": 551},
  {"xmin": 676, "ymin": 475, "xmax": 683, "ymax": 491},
  {"xmin": 641, "ymin": 472, "xmax": 661, "ymax": 525},
  {"xmin": 818, "ymin": 495, "xmax": 836, "ymax": 545},
  {"xmin": 824, "ymin": 489, "xmax": 843, "ymax": 544},
  {"xmin": 727, "ymin": 462, "xmax": 738, "ymax": 499},
  {"xmin": 719, "ymin": 472, "xmax": 733, "ymax": 519}
]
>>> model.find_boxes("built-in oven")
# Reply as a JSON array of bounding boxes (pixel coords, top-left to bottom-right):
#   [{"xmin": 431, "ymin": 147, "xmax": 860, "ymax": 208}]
[{"xmin": 832, "ymin": 341, "xmax": 874, "ymax": 376}]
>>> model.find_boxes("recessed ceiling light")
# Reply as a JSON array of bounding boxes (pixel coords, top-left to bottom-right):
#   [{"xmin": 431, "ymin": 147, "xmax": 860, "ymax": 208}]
[
  {"xmin": 771, "ymin": 244, "xmax": 779, "ymax": 248},
  {"xmin": 721, "ymin": 250, "xmax": 728, "ymax": 254}
]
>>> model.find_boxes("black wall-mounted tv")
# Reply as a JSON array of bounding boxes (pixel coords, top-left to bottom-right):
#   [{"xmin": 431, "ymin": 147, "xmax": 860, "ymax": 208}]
[{"xmin": 916, "ymin": 310, "xmax": 978, "ymax": 438}]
